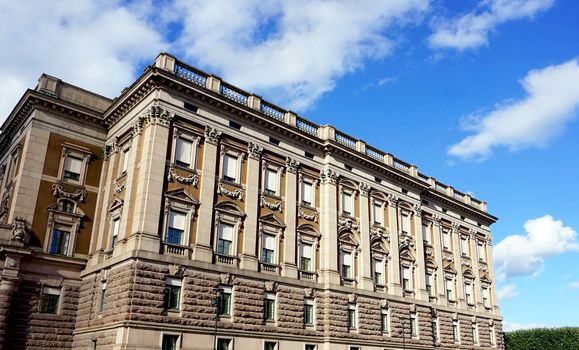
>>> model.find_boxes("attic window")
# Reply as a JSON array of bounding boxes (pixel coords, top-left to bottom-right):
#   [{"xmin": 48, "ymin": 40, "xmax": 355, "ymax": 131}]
[
  {"xmin": 183, "ymin": 102, "xmax": 198, "ymax": 113},
  {"xmin": 229, "ymin": 121, "xmax": 241, "ymax": 130}
]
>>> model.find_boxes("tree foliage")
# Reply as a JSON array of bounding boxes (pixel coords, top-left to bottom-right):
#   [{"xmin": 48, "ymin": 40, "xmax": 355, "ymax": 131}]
[{"xmin": 505, "ymin": 327, "xmax": 579, "ymax": 350}]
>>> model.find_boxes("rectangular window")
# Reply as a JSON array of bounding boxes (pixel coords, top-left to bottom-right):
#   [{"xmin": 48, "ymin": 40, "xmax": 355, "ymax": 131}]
[
  {"xmin": 402, "ymin": 267, "xmax": 411, "ymax": 291},
  {"xmin": 342, "ymin": 252, "xmax": 353, "ymax": 278},
  {"xmin": 490, "ymin": 326, "xmax": 496, "ymax": 347},
  {"xmin": 305, "ymin": 345, "xmax": 317, "ymax": 350},
  {"xmin": 49, "ymin": 225, "xmax": 71, "ymax": 255},
  {"xmin": 164, "ymin": 278, "xmax": 182, "ymax": 311},
  {"xmin": 222, "ymin": 154, "xmax": 238, "ymax": 183},
  {"xmin": 381, "ymin": 308, "xmax": 389, "ymax": 334},
  {"xmin": 478, "ymin": 243, "xmax": 486, "ymax": 261},
  {"xmin": 472, "ymin": 323, "xmax": 478, "ymax": 345},
  {"xmin": 410, "ymin": 313, "xmax": 417, "ymax": 337},
  {"xmin": 261, "ymin": 234, "xmax": 276, "ymax": 264},
  {"xmin": 111, "ymin": 218, "xmax": 120, "ymax": 248},
  {"xmin": 304, "ymin": 298, "xmax": 314, "ymax": 325},
  {"xmin": 432, "ymin": 318, "xmax": 439, "ymax": 342},
  {"xmin": 443, "ymin": 229, "xmax": 451, "ymax": 250},
  {"xmin": 98, "ymin": 282, "xmax": 106, "ymax": 313},
  {"xmin": 175, "ymin": 138, "xmax": 193, "ymax": 168},
  {"xmin": 426, "ymin": 273, "xmax": 434, "ymax": 296},
  {"xmin": 401, "ymin": 213, "xmax": 410, "ymax": 235},
  {"xmin": 264, "ymin": 293, "xmax": 276, "ymax": 321},
  {"xmin": 461, "ymin": 236, "xmax": 469, "ymax": 256},
  {"xmin": 373, "ymin": 259, "xmax": 384, "ymax": 285},
  {"xmin": 39, "ymin": 286, "xmax": 60, "ymax": 314},
  {"xmin": 264, "ymin": 168, "xmax": 278, "ymax": 195},
  {"xmin": 482, "ymin": 287, "xmax": 490, "ymax": 308},
  {"xmin": 301, "ymin": 181, "xmax": 314, "ymax": 207},
  {"xmin": 300, "ymin": 244, "xmax": 313, "ymax": 271},
  {"xmin": 347, "ymin": 304, "xmax": 356, "ymax": 329},
  {"xmin": 167, "ymin": 211, "xmax": 186, "ymax": 245},
  {"xmin": 453, "ymin": 320, "xmax": 460, "ymax": 343},
  {"xmin": 264, "ymin": 342, "xmax": 277, "ymax": 350},
  {"xmin": 217, "ymin": 339, "xmax": 231, "ymax": 350},
  {"xmin": 373, "ymin": 203, "xmax": 384, "ymax": 226},
  {"xmin": 342, "ymin": 192, "xmax": 353, "ymax": 216},
  {"xmin": 219, "ymin": 286, "xmax": 232, "ymax": 316},
  {"xmin": 422, "ymin": 224, "xmax": 431, "ymax": 244},
  {"xmin": 217, "ymin": 223, "xmax": 234, "ymax": 256},
  {"xmin": 121, "ymin": 148, "xmax": 130, "ymax": 173},
  {"xmin": 465, "ymin": 283, "xmax": 473, "ymax": 304},
  {"xmin": 162, "ymin": 335, "xmax": 179, "ymax": 350},
  {"xmin": 63, "ymin": 156, "xmax": 82, "ymax": 181},
  {"xmin": 446, "ymin": 279, "xmax": 454, "ymax": 300}
]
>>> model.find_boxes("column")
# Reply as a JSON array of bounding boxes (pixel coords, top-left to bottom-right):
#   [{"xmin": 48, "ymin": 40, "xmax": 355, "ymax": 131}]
[
  {"xmin": 451, "ymin": 223, "xmax": 466, "ymax": 308},
  {"xmin": 239, "ymin": 142, "xmax": 262, "ymax": 270},
  {"xmin": 413, "ymin": 205, "xmax": 427, "ymax": 301},
  {"xmin": 432, "ymin": 216, "xmax": 446, "ymax": 303},
  {"xmin": 192, "ymin": 126, "xmax": 222, "ymax": 262},
  {"xmin": 387, "ymin": 195, "xmax": 402, "ymax": 296},
  {"xmin": 282, "ymin": 158, "xmax": 299, "ymax": 278},
  {"xmin": 358, "ymin": 182, "xmax": 373, "ymax": 290},
  {"xmin": 469, "ymin": 229, "xmax": 482, "ymax": 311},
  {"xmin": 319, "ymin": 167, "xmax": 340, "ymax": 286}
]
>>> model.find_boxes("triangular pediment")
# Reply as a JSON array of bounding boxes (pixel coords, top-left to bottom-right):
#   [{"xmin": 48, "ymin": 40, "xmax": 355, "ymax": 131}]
[
  {"xmin": 371, "ymin": 237, "xmax": 388, "ymax": 254},
  {"xmin": 399, "ymin": 248, "xmax": 415, "ymax": 262},
  {"xmin": 444, "ymin": 264, "xmax": 457, "ymax": 274},
  {"xmin": 425, "ymin": 258, "xmax": 438, "ymax": 269},
  {"xmin": 108, "ymin": 198, "xmax": 124, "ymax": 212},
  {"xmin": 338, "ymin": 231, "xmax": 359, "ymax": 246},
  {"xmin": 480, "ymin": 275, "xmax": 492, "ymax": 284},
  {"xmin": 259, "ymin": 213, "xmax": 286, "ymax": 228},
  {"xmin": 166, "ymin": 188, "xmax": 200, "ymax": 205}
]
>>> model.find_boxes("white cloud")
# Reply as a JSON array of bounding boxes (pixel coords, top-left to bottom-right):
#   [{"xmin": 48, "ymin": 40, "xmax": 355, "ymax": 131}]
[
  {"xmin": 494, "ymin": 215, "xmax": 579, "ymax": 280},
  {"xmin": 429, "ymin": 0, "xmax": 554, "ymax": 51},
  {"xmin": 503, "ymin": 321, "xmax": 545, "ymax": 332},
  {"xmin": 448, "ymin": 59, "xmax": 579, "ymax": 159},
  {"xmin": 0, "ymin": 0, "xmax": 166, "ymax": 122},
  {"xmin": 171, "ymin": 0, "xmax": 429, "ymax": 111},
  {"xmin": 569, "ymin": 281, "xmax": 579, "ymax": 289},
  {"xmin": 498, "ymin": 283, "xmax": 519, "ymax": 300}
]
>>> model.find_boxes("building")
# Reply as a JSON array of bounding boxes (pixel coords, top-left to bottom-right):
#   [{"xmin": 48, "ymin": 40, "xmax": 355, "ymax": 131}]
[{"xmin": 0, "ymin": 53, "xmax": 503, "ymax": 350}]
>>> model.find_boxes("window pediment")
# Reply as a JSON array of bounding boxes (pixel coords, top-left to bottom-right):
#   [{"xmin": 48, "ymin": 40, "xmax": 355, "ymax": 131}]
[
  {"xmin": 338, "ymin": 230, "xmax": 359, "ymax": 247},
  {"xmin": 259, "ymin": 213, "xmax": 286, "ymax": 229},
  {"xmin": 214, "ymin": 201, "xmax": 245, "ymax": 218},
  {"xmin": 297, "ymin": 224, "xmax": 321, "ymax": 239},
  {"xmin": 165, "ymin": 188, "xmax": 200, "ymax": 206}
]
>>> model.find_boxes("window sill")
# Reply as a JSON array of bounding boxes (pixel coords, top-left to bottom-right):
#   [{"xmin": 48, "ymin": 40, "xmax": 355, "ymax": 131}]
[
  {"xmin": 221, "ymin": 178, "xmax": 241, "ymax": 186},
  {"xmin": 262, "ymin": 191, "xmax": 282, "ymax": 200},
  {"xmin": 173, "ymin": 163, "xmax": 196, "ymax": 173}
]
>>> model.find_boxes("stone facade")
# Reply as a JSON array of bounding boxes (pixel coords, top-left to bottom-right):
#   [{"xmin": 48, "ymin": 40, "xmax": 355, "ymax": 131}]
[{"xmin": 0, "ymin": 53, "xmax": 504, "ymax": 350}]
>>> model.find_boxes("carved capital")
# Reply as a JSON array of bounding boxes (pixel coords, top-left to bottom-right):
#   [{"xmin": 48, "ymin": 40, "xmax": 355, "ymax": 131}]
[
  {"xmin": 358, "ymin": 182, "xmax": 370, "ymax": 196},
  {"xmin": 319, "ymin": 168, "xmax": 338, "ymax": 185},
  {"xmin": 413, "ymin": 204, "xmax": 423, "ymax": 217},
  {"xmin": 285, "ymin": 157, "xmax": 300, "ymax": 174},
  {"xmin": 387, "ymin": 194, "xmax": 399, "ymax": 207},
  {"xmin": 204, "ymin": 126, "xmax": 222, "ymax": 145},
  {"xmin": 247, "ymin": 142, "xmax": 263, "ymax": 160}
]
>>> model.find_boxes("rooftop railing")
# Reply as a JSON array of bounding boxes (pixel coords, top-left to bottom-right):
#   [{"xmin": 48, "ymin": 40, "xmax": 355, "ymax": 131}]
[{"xmin": 158, "ymin": 53, "xmax": 489, "ymax": 213}]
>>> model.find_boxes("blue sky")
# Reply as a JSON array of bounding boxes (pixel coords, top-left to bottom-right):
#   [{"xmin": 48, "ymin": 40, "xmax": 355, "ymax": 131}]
[{"xmin": 1, "ymin": 0, "xmax": 578, "ymax": 331}]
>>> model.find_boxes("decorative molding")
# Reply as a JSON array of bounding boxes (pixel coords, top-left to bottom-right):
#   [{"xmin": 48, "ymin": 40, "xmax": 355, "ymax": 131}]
[
  {"xmin": 381, "ymin": 299, "xmax": 389, "ymax": 309},
  {"xmin": 217, "ymin": 181, "xmax": 244, "ymax": 200},
  {"xmin": 388, "ymin": 194, "xmax": 399, "ymax": 207},
  {"xmin": 285, "ymin": 157, "xmax": 300, "ymax": 174},
  {"xmin": 11, "ymin": 217, "xmax": 29, "ymax": 244},
  {"xmin": 304, "ymin": 287, "xmax": 316, "ymax": 298},
  {"xmin": 348, "ymin": 293, "xmax": 357, "ymax": 303},
  {"xmin": 413, "ymin": 204, "xmax": 423, "ymax": 217},
  {"xmin": 167, "ymin": 165, "xmax": 199, "ymax": 187},
  {"xmin": 338, "ymin": 216, "xmax": 359, "ymax": 231},
  {"xmin": 432, "ymin": 215, "xmax": 442, "ymax": 226},
  {"xmin": 264, "ymin": 280, "xmax": 278, "ymax": 292},
  {"xmin": 462, "ymin": 261, "xmax": 472, "ymax": 268},
  {"xmin": 298, "ymin": 208, "xmax": 318, "ymax": 222},
  {"xmin": 399, "ymin": 236, "xmax": 415, "ymax": 249},
  {"xmin": 260, "ymin": 195, "xmax": 283, "ymax": 212},
  {"xmin": 479, "ymin": 265, "xmax": 489, "ymax": 273},
  {"xmin": 103, "ymin": 137, "xmax": 118, "ymax": 160},
  {"xmin": 204, "ymin": 125, "xmax": 222, "ymax": 145},
  {"xmin": 443, "ymin": 255, "xmax": 453, "ymax": 262},
  {"xmin": 220, "ymin": 273, "xmax": 235, "ymax": 285},
  {"xmin": 168, "ymin": 264, "xmax": 185, "ymax": 277},
  {"xmin": 247, "ymin": 142, "xmax": 263, "ymax": 160},
  {"xmin": 425, "ymin": 247, "xmax": 434, "ymax": 257},
  {"xmin": 319, "ymin": 168, "xmax": 338, "ymax": 185},
  {"xmin": 52, "ymin": 183, "xmax": 87, "ymax": 202},
  {"xmin": 358, "ymin": 182, "xmax": 370, "ymax": 196},
  {"xmin": 370, "ymin": 225, "xmax": 389, "ymax": 239},
  {"xmin": 142, "ymin": 105, "xmax": 173, "ymax": 127},
  {"xmin": 113, "ymin": 183, "xmax": 125, "ymax": 194}
]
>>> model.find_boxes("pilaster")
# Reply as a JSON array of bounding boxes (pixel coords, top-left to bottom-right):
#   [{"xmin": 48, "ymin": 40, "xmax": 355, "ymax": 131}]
[
  {"xmin": 469, "ymin": 229, "xmax": 482, "ymax": 311},
  {"xmin": 432, "ymin": 216, "xmax": 446, "ymax": 303},
  {"xmin": 486, "ymin": 235, "xmax": 500, "ymax": 314},
  {"xmin": 358, "ymin": 182, "xmax": 373, "ymax": 290},
  {"xmin": 387, "ymin": 195, "xmax": 402, "ymax": 296},
  {"xmin": 319, "ymin": 167, "xmax": 340, "ymax": 286},
  {"xmin": 239, "ymin": 142, "xmax": 261, "ymax": 271},
  {"xmin": 282, "ymin": 158, "xmax": 299, "ymax": 278},
  {"xmin": 451, "ymin": 223, "xmax": 466, "ymax": 308},
  {"xmin": 413, "ymin": 205, "xmax": 428, "ymax": 301}
]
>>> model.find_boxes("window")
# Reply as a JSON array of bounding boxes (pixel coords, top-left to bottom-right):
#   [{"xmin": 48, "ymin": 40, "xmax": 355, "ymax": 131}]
[
  {"xmin": 222, "ymin": 154, "xmax": 238, "ymax": 183},
  {"xmin": 264, "ymin": 293, "xmax": 276, "ymax": 321},
  {"xmin": 482, "ymin": 287, "xmax": 491, "ymax": 308},
  {"xmin": 261, "ymin": 234, "xmax": 276, "ymax": 264},
  {"xmin": 166, "ymin": 211, "xmax": 186, "ymax": 245},
  {"xmin": 217, "ymin": 222, "xmax": 234, "ymax": 256},
  {"xmin": 349, "ymin": 347, "xmax": 360, "ymax": 350},
  {"xmin": 162, "ymin": 335, "xmax": 179, "ymax": 350},
  {"xmin": 304, "ymin": 298, "xmax": 314, "ymax": 326},
  {"xmin": 410, "ymin": 313, "xmax": 417, "ymax": 337},
  {"xmin": 478, "ymin": 242, "xmax": 486, "ymax": 261},
  {"xmin": 443, "ymin": 229, "xmax": 451, "ymax": 250},
  {"xmin": 48, "ymin": 224, "xmax": 71, "ymax": 255},
  {"xmin": 432, "ymin": 318, "xmax": 439, "ymax": 342},
  {"xmin": 305, "ymin": 345, "xmax": 317, "ymax": 350},
  {"xmin": 452, "ymin": 320, "xmax": 460, "ymax": 343},
  {"xmin": 120, "ymin": 147, "xmax": 130, "ymax": 174},
  {"xmin": 264, "ymin": 168, "xmax": 279, "ymax": 196},
  {"xmin": 373, "ymin": 259, "xmax": 384, "ymax": 285},
  {"xmin": 472, "ymin": 323, "xmax": 478, "ymax": 345},
  {"xmin": 400, "ymin": 212, "xmax": 410, "ymax": 235},
  {"xmin": 98, "ymin": 282, "xmax": 106, "ymax": 313},
  {"xmin": 111, "ymin": 218, "xmax": 120, "ymax": 248},
  {"xmin": 300, "ymin": 243, "xmax": 313, "ymax": 271},
  {"xmin": 373, "ymin": 202, "xmax": 384, "ymax": 226},
  {"xmin": 175, "ymin": 137, "xmax": 193, "ymax": 168},
  {"xmin": 164, "ymin": 278, "xmax": 182, "ymax": 311},
  {"xmin": 461, "ymin": 236, "xmax": 469, "ymax": 256},
  {"xmin": 381, "ymin": 308, "xmax": 389, "ymax": 334},
  {"xmin": 63, "ymin": 156, "xmax": 82, "ymax": 181},
  {"xmin": 57, "ymin": 199, "xmax": 75, "ymax": 213},
  {"xmin": 217, "ymin": 339, "xmax": 231, "ymax": 350},
  {"xmin": 422, "ymin": 224, "xmax": 431, "ymax": 244},
  {"xmin": 465, "ymin": 282, "xmax": 474, "ymax": 305},
  {"xmin": 402, "ymin": 267, "xmax": 412, "ymax": 291},
  {"xmin": 426, "ymin": 273, "xmax": 434, "ymax": 297},
  {"xmin": 264, "ymin": 342, "xmax": 277, "ymax": 350},
  {"xmin": 342, "ymin": 252, "xmax": 353, "ymax": 278},
  {"xmin": 219, "ymin": 286, "xmax": 232, "ymax": 316},
  {"xmin": 445, "ymin": 279, "xmax": 454, "ymax": 300},
  {"xmin": 347, "ymin": 303, "xmax": 357, "ymax": 330},
  {"xmin": 490, "ymin": 326, "xmax": 496, "ymax": 347},
  {"xmin": 39, "ymin": 286, "xmax": 60, "ymax": 314},
  {"xmin": 90, "ymin": 340, "xmax": 97, "ymax": 350},
  {"xmin": 342, "ymin": 192, "xmax": 353, "ymax": 216},
  {"xmin": 301, "ymin": 181, "xmax": 314, "ymax": 207}
]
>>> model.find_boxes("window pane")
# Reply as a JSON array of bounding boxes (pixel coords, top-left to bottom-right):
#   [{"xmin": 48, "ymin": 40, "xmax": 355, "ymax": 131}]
[
  {"xmin": 219, "ymin": 223, "xmax": 234, "ymax": 241},
  {"xmin": 122, "ymin": 149, "xmax": 130, "ymax": 172},
  {"xmin": 265, "ymin": 169, "xmax": 277, "ymax": 194},
  {"xmin": 49, "ymin": 228, "xmax": 70, "ymax": 255},
  {"xmin": 169, "ymin": 211, "xmax": 186, "ymax": 230},
  {"xmin": 65, "ymin": 156, "xmax": 82, "ymax": 174},
  {"xmin": 401, "ymin": 213, "xmax": 410, "ymax": 233},
  {"xmin": 162, "ymin": 335, "xmax": 178, "ymax": 350},
  {"xmin": 223, "ymin": 155, "xmax": 237, "ymax": 181},
  {"xmin": 342, "ymin": 193, "xmax": 352, "ymax": 215},
  {"xmin": 176, "ymin": 138, "xmax": 192, "ymax": 167},
  {"xmin": 263, "ymin": 235, "xmax": 276, "ymax": 250},
  {"xmin": 217, "ymin": 339, "xmax": 230, "ymax": 350},
  {"xmin": 302, "ymin": 182, "xmax": 313, "ymax": 205}
]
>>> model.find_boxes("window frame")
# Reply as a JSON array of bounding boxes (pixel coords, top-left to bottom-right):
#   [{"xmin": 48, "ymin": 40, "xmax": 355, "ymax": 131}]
[
  {"xmin": 39, "ymin": 286, "xmax": 61, "ymax": 314},
  {"xmin": 400, "ymin": 211, "xmax": 411, "ymax": 235},
  {"xmin": 445, "ymin": 278, "xmax": 455, "ymax": 301},
  {"xmin": 341, "ymin": 249, "xmax": 354, "ymax": 279},
  {"xmin": 442, "ymin": 227, "xmax": 451, "ymax": 251},
  {"xmin": 171, "ymin": 128, "xmax": 201, "ymax": 171},
  {"xmin": 304, "ymin": 298, "xmax": 315, "ymax": 326},
  {"xmin": 452, "ymin": 320, "xmax": 460, "ymax": 344},
  {"xmin": 347, "ymin": 303, "xmax": 357, "ymax": 330},
  {"xmin": 216, "ymin": 338, "xmax": 233, "ymax": 350},
  {"xmin": 218, "ymin": 285, "xmax": 233, "ymax": 317},
  {"xmin": 58, "ymin": 143, "xmax": 92, "ymax": 185},
  {"xmin": 371, "ymin": 198, "xmax": 386, "ymax": 227},
  {"xmin": 410, "ymin": 312, "xmax": 418, "ymax": 338},
  {"xmin": 98, "ymin": 281, "xmax": 107, "ymax": 313},
  {"xmin": 341, "ymin": 191, "xmax": 355, "ymax": 217},
  {"xmin": 298, "ymin": 174, "xmax": 318, "ymax": 208},
  {"xmin": 263, "ymin": 292, "xmax": 277, "ymax": 322},
  {"xmin": 460, "ymin": 234, "xmax": 470, "ymax": 256},
  {"xmin": 160, "ymin": 333, "xmax": 181, "ymax": 350},
  {"xmin": 263, "ymin": 340, "xmax": 278, "ymax": 350},
  {"xmin": 464, "ymin": 281, "xmax": 474, "ymax": 305},
  {"xmin": 219, "ymin": 146, "xmax": 244, "ymax": 184},
  {"xmin": 262, "ymin": 161, "xmax": 283, "ymax": 197},
  {"xmin": 213, "ymin": 205, "xmax": 244, "ymax": 260},
  {"xmin": 163, "ymin": 277, "xmax": 182, "ymax": 312},
  {"xmin": 381, "ymin": 308, "xmax": 389, "ymax": 335},
  {"xmin": 422, "ymin": 222, "xmax": 432, "ymax": 244}
]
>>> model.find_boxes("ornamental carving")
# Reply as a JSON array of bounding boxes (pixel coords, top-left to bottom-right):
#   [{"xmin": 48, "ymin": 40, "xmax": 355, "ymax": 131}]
[
  {"xmin": 265, "ymin": 281, "xmax": 278, "ymax": 292},
  {"xmin": 348, "ymin": 293, "xmax": 357, "ymax": 303},
  {"xmin": 370, "ymin": 225, "xmax": 389, "ymax": 239},
  {"xmin": 413, "ymin": 204, "xmax": 423, "ymax": 217},
  {"xmin": 432, "ymin": 215, "xmax": 442, "ymax": 226},
  {"xmin": 399, "ymin": 236, "xmax": 415, "ymax": 249},
  {"xmin": 443, "ymin": 255, "xmax": 453, "ymax": 262},
  {"xmin": 260, "ymin": 195, "xmax": 283, "ymax": 212},
  {"xmin": 286, "ymin": 157, "xmax": 300, "ymax": 174},
  {"xmin": 11, "ymin": 217, "xmax": 29, "ymax": 244},
  {"xmin": 142, "ymin": 105, "xmax": 173, "ymax": 127},
  {"xmin": 298, "ymin": 208, "xmax": 318, "ymax": 222},
  {"xmin": 462, "ymin": 261, "xmax": 472, "ymax": 268},
  {"xmin": 220, "ymin": 273, "xmax": 235, "ymax": 285},
  {"xmin": 52, "ymin": 183, "xmax": 87, "ymax": 202},
  {"xmin": 169, "ymin": 264, "xmax": 185, "ymax": 277},
  {"xmin": 113, "ymin": 183, "xmax": 125, "ymax": 194},
  {"xmin": 217, "ymin": 181, "xmax": 244, "ymax": 200},
  {"xmin": 319, "ymin": 168, "xmax": 338, "ymax": 185},
  {"xmin": 247, "ymin": 142, "xmax": 263, "ymax": 159},
  {"xmin": 204, "ymin": 126, "xmax": 222, "ymax": 145},
  {"xmin": 358, "ymin": 182, "xmax": 370, "ymax": 196},
  {"xmin": 103, "ymin": 137, "xmax": 119, "ymax": 159},
  {"xmin": 304, "ymin": 288, "xmax": 316, "ymax": 298},
  {"xmin": 338, "ymin": 217, "xmax": 359, "ymax": 231},
  {"xmin": 388, "ymin": 194, "xmax": 399, "ymax": 207},
  {"xmin": 167, "ymin": 165, "xmax": 199, "ymax": 187},
  {"xmin": 425, "ymin": 247, "xmax": 434, "ymax": 257},
  {"xmin": 479, "ymin": 265, "xmax": 488, "ymax": 273}
]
